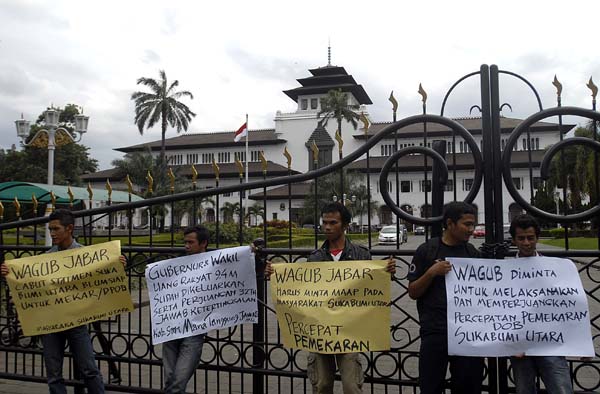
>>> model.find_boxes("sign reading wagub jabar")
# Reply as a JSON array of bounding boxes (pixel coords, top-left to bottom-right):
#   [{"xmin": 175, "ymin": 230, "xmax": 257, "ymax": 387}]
[
  {"xmin": 271, "ymin": 260, "xmax": 390, "ymax": 354},
  {"xmin": 5, "ymin": 240, "xmax": 133, "ymax": 336},
  {"xmin": 145, "ymin": 246, "xmax": 258, "ymax": 345},
  {"xmin": 446, "ymin": 257, "xmax": 594, "ymax": 357}
]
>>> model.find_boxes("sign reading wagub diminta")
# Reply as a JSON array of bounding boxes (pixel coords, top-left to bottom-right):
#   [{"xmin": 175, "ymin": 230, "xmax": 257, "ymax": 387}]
[
  {"xmin": 5, "ymin": 240, "xmax": 133, "ymax": 336},
  {"xmin": 271, "ymin": 260, "xmax": 391, "ymax": 354}
]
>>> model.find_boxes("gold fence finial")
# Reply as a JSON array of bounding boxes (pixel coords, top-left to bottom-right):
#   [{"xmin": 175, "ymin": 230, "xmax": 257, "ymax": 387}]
[
  {"xmin": 212, "ymin": 158, "xmax": 220, "ymax": 180},
  {"xmin": 13, "ymin": 197, "xmax": 20, "ymax": 218},
  {"xmin": 235, "ymin": 157, "xmax": 244, "ymax": 177},
  {"xmin": 388, "ymin": 91, "xmax": 398, "ymax": 112},
  {"xmin": 125, "ymin": 174, "xmax": 133, "ymax": 194},
  {"xmin": 335, "ymin": 129, "xmax": 343, "ymax": 153},
  {"xmin": 32, "ymin": 194, "xmax": 38, "ymax": 215},
  {"xmin": 67, "ymin": 185, "xmax": 74, "ymax": 208},
  {"xmin": 168, "ymin": 167, "xmax": 175, "ymax": 193},
  {"xmin": 87, "ymin": 182, "xmax": 93, "ymax": 200},
  {"xmin": 587, "ymin": 77, "xmax": 598, "ymax": 99},
  {"xmin": 283, "ymin": 146, "xmax": 292, "ymax": 169},
  {"xmin": 0, "ymin": 201, "xmax": 4, "ymax": 220},
  {"xmin": 105, "ymin": 179, "xmax": 113, "ymax": 201},
  {"xmin": 360, "ymin": 112, "xmax": 370, "ymax": 136},
  {"xmin": 418, "ymin": 83, "xmax": 428, "ymax": 104},
  {"xmin": 311, "ymin": 140, "xmax": 319, "ymax": 163},
  {"xmin": 146, "ymin": 171, "xmax": 154, "ymax": 194},
  {"xmin": 552, "ymin": 75, "xmax": 563, "ymax": 98},
  {"xmin": 191, "ymin": 165, "xmax": 198, "ymax": 185},
  {"xmin": 50, "ymin": 191, "xmax": 56, "ymax": 211},
  {"xmin": 259, "ymin": 151, "xmax": 268, "ymax": 173}
]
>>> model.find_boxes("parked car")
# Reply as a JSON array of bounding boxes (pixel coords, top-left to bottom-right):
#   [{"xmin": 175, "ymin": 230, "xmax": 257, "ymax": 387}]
[
  {"xmin": 378, "ymin": 225, "xmax": 406, "ymax": 245},
  {"xmin": 414, "ymin": 226, "xmax": 426, "ymax": 235},
  {"xmin": 473, "ymin": 224, "xmax": 486, "ymax": 238}
]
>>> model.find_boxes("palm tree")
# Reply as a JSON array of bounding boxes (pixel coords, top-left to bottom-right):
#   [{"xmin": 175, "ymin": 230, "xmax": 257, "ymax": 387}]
[
  {"xmin": 220, "ymin": 202, "xmax": 240, "ymax": 223},
  {"xmin": 246, "ymin": 202, "xmax": 266, "ymax": 226},
  {"xmin": 131, "ymin": 70, "xmax": 196, "ymax": 167},
  {"xmin": 317, "ymin": 89, "xmax": 361, "ymax": 137}
]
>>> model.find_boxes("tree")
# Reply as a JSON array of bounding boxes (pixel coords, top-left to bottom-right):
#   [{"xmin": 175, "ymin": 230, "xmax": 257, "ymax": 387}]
[
  {"xmin": 131, "ymin": 70, "xmax": 196, "ymax": 168},
  {"xmin": 0, "ymin": 104, "xmax": 98, "ymax": 185},
  {"xmin": 317, "ymin": 89, "xmax": 361, "ymax": 137},
  {"xmin": 246, "ymin": 202, "xmax": 265, "ymax": 226},
  {"xmin": 220, "ymin": 202, "xmax": 240, "ymax": 223}
]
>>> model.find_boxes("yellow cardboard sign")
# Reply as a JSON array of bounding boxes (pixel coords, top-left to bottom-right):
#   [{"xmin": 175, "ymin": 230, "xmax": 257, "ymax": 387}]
[
  {"xmin": 5, "ymin": 240, "xmax": 133, "ymax": 336},
  {"xmin": 271, "ymin": 260, "xmax": 390, "ymax": 354}
]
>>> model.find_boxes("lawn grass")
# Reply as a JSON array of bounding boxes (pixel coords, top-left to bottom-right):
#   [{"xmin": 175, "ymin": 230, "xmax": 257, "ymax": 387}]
[{"xmin": 539, "ymin": 237, "xmax": 600, "ymax": 250}]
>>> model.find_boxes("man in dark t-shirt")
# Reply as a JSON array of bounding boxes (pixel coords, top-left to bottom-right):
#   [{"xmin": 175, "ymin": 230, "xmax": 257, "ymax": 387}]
[{"xmin": 407, "ymin": 202, "xmax": 484, "ymax": 394}]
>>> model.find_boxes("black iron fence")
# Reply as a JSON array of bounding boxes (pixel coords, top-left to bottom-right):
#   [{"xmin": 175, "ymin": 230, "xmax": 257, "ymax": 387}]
[{"xmin": 1, "ymin": 64, "xmax": 599, "ymax": 393}]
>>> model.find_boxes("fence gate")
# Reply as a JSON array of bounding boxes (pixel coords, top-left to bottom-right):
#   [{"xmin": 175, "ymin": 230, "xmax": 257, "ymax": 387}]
[{"xmin": 1, "ymin": 64, "xmax": 599, "ymax": 393}]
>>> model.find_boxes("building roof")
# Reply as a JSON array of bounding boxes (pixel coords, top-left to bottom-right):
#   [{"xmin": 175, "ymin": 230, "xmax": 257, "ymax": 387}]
[
  {"xmin": 115, "ymin": 129, "xmax": 285, "ymax": 153},
  {"xmin": 0, "ymin": 181, "xmax": 143, "ymax": 204},
  {"xmin": 354, "ymin": 117, "xmax": 575, "ymax": 139},
  {"xmin": 346, "ymin": 150, "xmax": 546, "ymax": 172},
  {"xmin": 283, "ymin": 65, "xmax": 373, "ymax": 105},
  {"xmin": 305, "ymin": 123, "xmax": 334, "ymax": 147},
  {"xmin": 81, "ymin": 161, "xmax": 299, "ymax": 183}
]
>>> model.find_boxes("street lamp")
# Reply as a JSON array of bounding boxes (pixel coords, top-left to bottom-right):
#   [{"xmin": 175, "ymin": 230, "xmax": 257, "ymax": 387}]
[{"xmin": 15, "ymin": 107, "xmax": 90, "ymax": 245}]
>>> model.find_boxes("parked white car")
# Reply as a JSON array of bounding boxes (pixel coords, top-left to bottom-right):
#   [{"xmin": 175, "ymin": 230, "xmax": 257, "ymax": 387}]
[{"xmin": 378, "ymin": 225, "xmax": 406, "ymax": 245}]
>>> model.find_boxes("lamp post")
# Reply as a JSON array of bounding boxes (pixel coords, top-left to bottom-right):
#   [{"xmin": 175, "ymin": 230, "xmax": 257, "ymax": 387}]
[{"xmin": 15, "ymin": 107, "xmax": 90, "ymax": 245}]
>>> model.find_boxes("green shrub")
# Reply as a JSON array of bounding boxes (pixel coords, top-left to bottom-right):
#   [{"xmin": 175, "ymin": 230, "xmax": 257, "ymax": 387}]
[{"xmin": 549, "ymin": 227, "xmax": 566, "ymax": 239}]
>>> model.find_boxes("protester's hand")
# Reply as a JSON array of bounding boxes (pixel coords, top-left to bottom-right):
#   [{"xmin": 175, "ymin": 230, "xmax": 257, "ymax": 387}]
[
  {"xmin": 385, "ymin": 257, "xmax": 396, "ymax": 275},
  {"xmin": 0, "ymin": 263, "xmax": 8, "ymax": 277},
  {"xmin": 513, "ymin": 353, "xmax": 525, "ymax": 358},
  {"xmin": 249, "ymin": 244, "xmax": 257, "ymax": 254},
  {"xmin": 119, "ymin": 255, "xmax": 127, "ymax": 267},
  {"xmin": 264, "ymin": 261, "xmax": 273, "ymax": 280},
  {"xmin": 428, "ymin": 259, "xmax": 452, "ymax": 276}
]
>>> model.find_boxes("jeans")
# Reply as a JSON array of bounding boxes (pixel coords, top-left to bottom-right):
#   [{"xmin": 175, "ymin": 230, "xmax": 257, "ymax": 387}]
[
  {"xmin": 511, "ymin": 356, "xmax": 573, "ymax": 394},
  {"xmin": 162, "ymin": 334, "xmax": 205, "ymax": 394},
  {"xmin": 419, "ymin": 332, "xmax": 485, "ymax": 394},
  {"xmin": 41, "ymin": 325, "xmax": 105, "ymax": 394},
  {"xmin": 306, "ymin": 352, "xmax": 364, "ymax": 394}
]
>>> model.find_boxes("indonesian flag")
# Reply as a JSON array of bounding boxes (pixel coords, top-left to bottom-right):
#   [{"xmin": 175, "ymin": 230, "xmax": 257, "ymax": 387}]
[{"xmin": 234, "ymin": 122, "xmax": 248, "ymax": 142}]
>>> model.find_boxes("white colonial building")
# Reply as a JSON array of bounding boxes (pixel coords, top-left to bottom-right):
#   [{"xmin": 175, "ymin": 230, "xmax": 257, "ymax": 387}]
[{"xmin": 83, "ymin": 63, "xmax": 570, "ymax": 228}]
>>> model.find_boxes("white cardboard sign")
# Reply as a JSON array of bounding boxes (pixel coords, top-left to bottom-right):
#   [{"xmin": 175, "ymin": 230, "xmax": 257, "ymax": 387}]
[
  {"xmin": 446, "ymin": 256, "xmax": 594, "ymax": 357},
  {"xmin": 145, "ymin": 246, "xmax": 258, "ymax": 344}
]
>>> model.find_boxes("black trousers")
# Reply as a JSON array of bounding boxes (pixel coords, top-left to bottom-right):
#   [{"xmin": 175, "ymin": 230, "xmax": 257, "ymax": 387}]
[{"xmin": 419, "ymin": 332, "xmax": 485, "ymax": 394}]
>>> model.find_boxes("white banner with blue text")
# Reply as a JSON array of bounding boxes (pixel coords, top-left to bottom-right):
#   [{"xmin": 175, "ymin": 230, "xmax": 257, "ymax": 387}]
[
  {"xmin": 446, "ymin": 256, "xmax": 593, "ymax": 357},
  {"xmin": 146, "ymin": 246, "xmax": 258, "ymax": 344}
]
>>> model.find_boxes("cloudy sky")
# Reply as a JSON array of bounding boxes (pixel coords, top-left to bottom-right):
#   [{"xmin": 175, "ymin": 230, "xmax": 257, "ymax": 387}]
[{"xmin": 1, "ymin": 0, "xmax": 599, "ymax": 169}]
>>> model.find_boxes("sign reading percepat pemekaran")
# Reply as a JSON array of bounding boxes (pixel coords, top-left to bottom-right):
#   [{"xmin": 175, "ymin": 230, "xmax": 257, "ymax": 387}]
[
  {"xmin": 271, "ymin": 260, "xmax": 391, "ymax": 354},
  {"xmin": 5, "ymin": 240, "xmax": 133, "ymax": 336},
  {"xmin": 145, "ymin": 246, "xmax": 258, "ymax": 345},
  {"xmin": 446, "ymin": 257, "xmax": 594, "ymax": 357}
]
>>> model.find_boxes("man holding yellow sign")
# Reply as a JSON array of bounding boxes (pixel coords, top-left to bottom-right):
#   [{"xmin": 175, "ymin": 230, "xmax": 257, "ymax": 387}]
[
  {"xmin": 1, "ymin": 209, "xmax": 132, "ymax": 394},
  {"xmin": 266, "ymin": 202, "xmax": 395, "ymax": 394}
]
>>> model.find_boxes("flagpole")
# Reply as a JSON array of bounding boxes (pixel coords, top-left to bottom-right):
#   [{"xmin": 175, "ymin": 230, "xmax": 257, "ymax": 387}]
[{"xmin": 245, "ymin": 113, "xmax": 249, "ymax": 225}]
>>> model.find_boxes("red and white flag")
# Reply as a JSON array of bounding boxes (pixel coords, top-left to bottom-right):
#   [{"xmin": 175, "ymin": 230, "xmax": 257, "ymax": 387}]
[{"xmin": 234, "ymin": 122, "xmax": 248, "ymax": 142}]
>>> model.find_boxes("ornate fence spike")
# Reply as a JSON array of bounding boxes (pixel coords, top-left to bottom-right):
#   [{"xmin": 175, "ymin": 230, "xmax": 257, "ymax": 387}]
[
  {"xmin": 418, "ymin": 83, "xmax": 428, "ymax": 104},
  {"xmin": 32, "ymin": 194, "xmax": 38, "ymax": 215},
  {"xmin": 586, "ymin": 77, "xmax": 598, "ymax": 100},
  {"xmin": 13, "ymin": 197, "xmax": 21, "ymax": 218},
  {"xmin": 552, "ymin": 75, "xmax": 563, "ymax": 99},
  {"xmin": 259, "ymin": 151, "xmax": 268, "ymax": 174},
  {"xmin": 146, "ymin": 171, "xmax": 154, "ymax": 194},
  {"xmin": 388, "ymin": 90, "xmax": 398, "ymax": 113},
  {"xmin": 168, "ymin": 167, "xmax": 175, "ymax": 193},
  {"xmin": 212, "ymin": 158, "xmax": 220, "ymax": 180},
  {"xmin": 67, "ymin": 185, "xmax": 74, "ymax": 208},
  {"xmin": 105, "ymin": 179, "xmax": 113, "ymax": 201},
  {"xmin": 283, "ymin": 146, "xmax": 292, "ymax": 169},
  {"xmin": 335, "ymin": 129, "xmax": 343, "ymax": 153},
  {"xmin": 235, "ymin": 157, "xmax": 244, "ymax": 178},
  {"xmin": 311, "ymin": 140, "xmax": 319, "ymax": 164},
  {"xmin": 87, "ymin": 182, "xmax": 93, "ymax": 201},
  {"xmin": 191, "ymin": 164, "xmax": 198, "ymax": 185},
  {"xmin": 0, "ymin": 201, "xmax": 4, "ymax": 220},
  {"xmin": 50, "ymin": 191, "xmax": 56, "ymax": 211},
  {"xmin": 125, "ymin": 174, "xmax": 134, "ymax": 194},
  {"xmin": 360, "ymin": 112, "xmax": 370, "ymax": 136}
]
